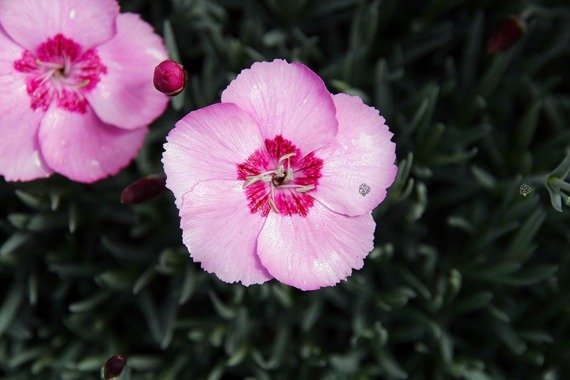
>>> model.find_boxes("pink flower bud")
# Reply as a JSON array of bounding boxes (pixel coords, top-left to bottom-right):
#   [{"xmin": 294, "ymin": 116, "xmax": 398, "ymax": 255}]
[
  {"xmin": 486, "ymin": 16, "xmax": 526, "ymax": 54},
  {"xmin": 103, "ymin": 355, "xmax": 126, "ymax": 379},
  {"xmin": 121, "ymin": 174, "xmax": 167, "ymax": 204},
  {"xmin": 153, "ymin": 60, "xmax": 187, "ymax": 96}
]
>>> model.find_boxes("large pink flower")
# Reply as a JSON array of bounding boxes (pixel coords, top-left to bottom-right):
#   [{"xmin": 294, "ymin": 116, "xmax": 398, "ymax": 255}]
[
  {"xmin": 163, "ymin": 60, "xmax": 397, "ymax": 290},
  {"xmin": 0, "ymin": 0, "xmax": 168, "ymax": 183}
]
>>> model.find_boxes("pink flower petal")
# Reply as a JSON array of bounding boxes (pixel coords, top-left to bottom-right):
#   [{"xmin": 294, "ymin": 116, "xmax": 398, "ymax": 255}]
[
  {"xmin": 179, "ymin": 180, "xmax": 272, "ymax": 286},
  {"xmin": 257, "ymin": 202, "xmax": 375, "ymax": 290},
  {"xmin": 86, "ymin": 13, "xmax": 168, "ymax": 130},
  {"xmin": 162, "ymin": 103, "xmax": 264, "ymax": 207},
  {"xmin": 0, "ymin": 27, "xmax": 20, "ymax": 74},
  {"xmin": 0, "ymin": 0, "xmax": 119, "ymax": 51},
  {"xmin": 0, "ymin": 30, "xmax": 51, "ymax": 181},
  {"xmin": 38, "ymin": 106, "xmax": 146, "ymax": 183},
  {"xmin": 221, "ymin": 59, "xmax": 337, "ymax": 154},
  {"xmin": 313, "ymin": 94, "xmax": 397, "ymax": 216}
]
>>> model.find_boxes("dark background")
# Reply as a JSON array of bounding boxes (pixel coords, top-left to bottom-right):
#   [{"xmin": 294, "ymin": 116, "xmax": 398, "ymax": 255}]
[{"xmin": 0, "ymin": 0, "xmax": 569, "ymax": 378}]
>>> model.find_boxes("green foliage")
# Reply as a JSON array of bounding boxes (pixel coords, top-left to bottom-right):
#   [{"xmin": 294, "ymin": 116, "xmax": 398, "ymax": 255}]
[{"xmin": 1, "ymin": 0, "xmax": 569, "ymax": 378}]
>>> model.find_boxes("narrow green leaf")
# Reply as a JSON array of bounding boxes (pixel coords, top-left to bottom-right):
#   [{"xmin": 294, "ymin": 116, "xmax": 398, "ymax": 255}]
[
  {"xmin": 96, "ymin": 269, "xmax": 135, "ymax": 291},
  {"xmin": 461, "ymin": 11, "xmax": 484, "ymax": 90},
  {"xmin": 75, "ymin": 356, "xmax": 105, "ymax": 371},
  {"xmin": 302, "ymin": 297, "xmax": 323, "ymax": 331},
  {"xmin": 397, "ymin": 268, "xmax": 431, "ymax": 300},
  {"xmin": 505, "ymin": 208, "xmax": 546, "ymax": 259},
  {"xmin": 478, "ymin": 53, "xmax": 511, "ymax": 98},
  {"xmin": 227, "ymin": 344, "xmax": 249, "ymax": 367},
  {"xmin": 28, "ymin": 270, "xmax": 38, "ymax": 305},
  {"xmin": 514, "ymin": 102, "xmax": 542, "ymax": 152},
  {"xmin": 493, "ymin": 322, "xmax": 527, "ymax": 355},
  {"xmin": 138, "ymin": 291, "xmax": 163, "ymax": 344},
  {"xmin": 127, "ymin": 355, "xmax": 163, "ymax": 371},
  {"xmin": 330, "ymin": 353, "xmax": 359, "ymax": 374},
  {"xmin": 378, "ymin": 348, "xmax": 407, "ymax": 379},
  {"xmin": 133, "ymin": 268, "xmax": 157, "ymax": 295},
  {"xmin": 0, "ymin": 232, "xmax": 30, "ymax": 256},
  {"xmin": 7, "ymin": 346, "xmax": 47, "ymax": 369},
  {"xmin": 447, "ymin": 292, "xmax": 493, "ymax": 317},
  {"xmin": 69, "ymin": 291, "xmax": 111, "ymax": 313},
  {"xmin": 447, "ymin": 216, "xmax": 474, "ymax": 233},
  {"xmin": 433, "ymin": 147, "xmax": 478, "ymax": 165},
  {"xmin": 15, "ymin": 190, "xmax": 43, "ymax": 209},
  {"xmin": 471, "ymin": 165, "xmax": 496, "ymax": 190},
  {"xmin": 178, "ymin": 267, "xmax": 196, "ymax": 305},
  {"xmin": 0, "ymin": 282, "xmax": 24, "ymax": 337},
  {"xmin": 374, "ymin": 59, "xmax": 393, "ymax": 119},
  {"xmin": 209, "ymin": 291, "xmax": 235, "ymax": 319},
  {"xmin": 160, "ymin": 293, "xmax": 179, "ymax": 349}
]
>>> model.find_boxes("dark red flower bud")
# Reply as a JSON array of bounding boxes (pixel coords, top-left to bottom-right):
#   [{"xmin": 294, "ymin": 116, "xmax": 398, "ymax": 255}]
[
  {"xmin": 103, "ymin": 355, "xmax": 126, "ymax": 379},
  {"xmin": 153, "ymin": 60, "xmax": 187, "ymax": 96},
  {"xmin": 121, "ymin": 174, "xmax": 167, "ymax": 204},
  {"xmin": 486, "ymin": 16, "xmax": 526, "ymax": 54}
]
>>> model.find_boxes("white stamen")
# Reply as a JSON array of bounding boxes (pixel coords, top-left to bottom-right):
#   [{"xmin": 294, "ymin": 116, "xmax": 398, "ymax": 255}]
[
  {"xmin": 243, "ymin": 176, "xmax": 261, "ymax": 189},
  {"xmin": 76, "ymin": 79, "xmax": 91, "ymax": 89},
  {"xmin": 275, "ymin": 166, "xmax": 285, "ymax": 177},
  {"xmin": 295, "ymin": 185, "xmax": 316, "ymax": 193},
  {"xmin": 269, "ymin": 186, "xmax": 279, "ymax": 213},
  {"xmin": 38, "ymin": 69, "xmax": 57, "ymax": 86},
  {"xmin": 285, "ymin": 167, "xmax": 294, "ymax": 181},
  {"xmin": 36, "ymin": 60, "xmax": 64, "ymax": 70},
  {"xmin": 243, "ymin": 169, "xmax": 278, "ymax": 188},
  {"xmin": 63, "ymin": 55, "xmax": 72, "ymax": 77},
  {"xmin": 278, "ymin": 152, "xmax": 296, "ymax": 163}
]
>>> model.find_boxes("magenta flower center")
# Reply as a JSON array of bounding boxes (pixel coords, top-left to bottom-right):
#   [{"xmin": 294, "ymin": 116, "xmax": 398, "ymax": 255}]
[
  {"xmin": 13, "ymin": 34, "xmax": 107, "ymax": 113},
  {"xmin": 237, "ymin": 135, "xmax": 323, "ymax": 217}
]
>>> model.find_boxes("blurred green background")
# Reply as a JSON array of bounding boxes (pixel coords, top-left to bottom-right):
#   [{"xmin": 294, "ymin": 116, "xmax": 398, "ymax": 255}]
[{"xmin": 1, "ymin": 0, "xmax": 569, "ymax": 379}]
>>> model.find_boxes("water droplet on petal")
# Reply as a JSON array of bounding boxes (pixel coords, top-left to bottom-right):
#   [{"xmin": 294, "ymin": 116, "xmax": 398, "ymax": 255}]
[{"xmin": 33, "ymin": 152, "xmax": 42, "ymax": 167}]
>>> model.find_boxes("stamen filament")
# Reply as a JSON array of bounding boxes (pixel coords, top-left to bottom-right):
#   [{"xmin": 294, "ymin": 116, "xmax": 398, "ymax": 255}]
[
  {"xmin": 269, "ymin": 186, "xmax": 279, "ymax": 213},
  {"xmin": 243, "ymin": 169, "xmax": 278, "ymax": 188},
  {"xmin": 36, "ymin": 60, "xmax": 64, "ymax": 70},
  {"xmin": 275, "ymin": 184, "xmax": 314, "ymax": 190},
  {"xmin": 64, "ymin": 56, "xmax": 72, "ymax": 76},
  {"xmin": 295, "ymin": 185, "xmax": 316, "ymax": 193},
  {"xmin": 38, "ymin": 70, "xmax": 57, "ymax": 86},
  {"xmin": 278, "ymin": 152, "xmax": 296, "ymax": 163}
]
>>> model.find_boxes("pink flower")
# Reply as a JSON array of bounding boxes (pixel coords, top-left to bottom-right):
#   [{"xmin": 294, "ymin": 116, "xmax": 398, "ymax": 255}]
[
  {"xmin": 163, "ymin": 60, "xmax": 397, "ymax": 290},
  {"xmin": 0, "ymin": 0, "xmax": 169, "ymax": 183}
]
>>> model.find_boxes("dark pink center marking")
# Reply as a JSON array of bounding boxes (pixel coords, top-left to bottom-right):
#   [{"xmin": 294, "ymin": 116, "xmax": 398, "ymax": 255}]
[
  {"xmin": 14, "ymin": 34, "xmax": 106, "ymax": 113},
  {"xmin": 237, "ymin": 135, "xmax": 323, "ymax": 217}
]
